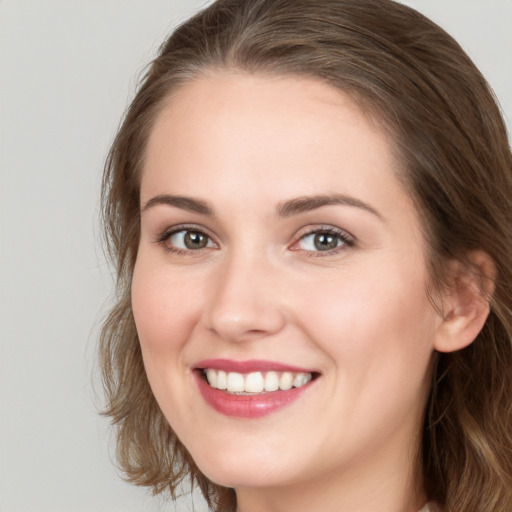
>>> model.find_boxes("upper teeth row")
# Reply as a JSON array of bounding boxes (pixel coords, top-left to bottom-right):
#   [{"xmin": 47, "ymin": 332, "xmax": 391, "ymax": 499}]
[{"xmin": 205, "ymin": 369, "xmax": 312, "ymax": 393}]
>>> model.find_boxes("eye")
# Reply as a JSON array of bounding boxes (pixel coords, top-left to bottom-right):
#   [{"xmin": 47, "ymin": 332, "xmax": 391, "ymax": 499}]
[
  {"xmin": 160, "ymin": 228, "xmax": 216, "ymax": 252},
  {"xmin": 294, "ymin": 227, "xmax": 354, "ymax": 254}
]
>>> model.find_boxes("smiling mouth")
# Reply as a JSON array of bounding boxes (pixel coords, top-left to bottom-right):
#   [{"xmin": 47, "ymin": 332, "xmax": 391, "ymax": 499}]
[
  {"xmin": 201, "ymin": 369, "xmax": 316, "ymax": 395},
  {"xmin": 194, "ymin": 361, "xmax": 319, "ymax": 417}
]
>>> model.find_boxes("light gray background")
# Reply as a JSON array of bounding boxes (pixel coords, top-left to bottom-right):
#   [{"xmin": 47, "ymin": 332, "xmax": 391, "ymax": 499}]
[{"xmin": 1, "ymin": 1, "xmax": 510, "ymax": 511}]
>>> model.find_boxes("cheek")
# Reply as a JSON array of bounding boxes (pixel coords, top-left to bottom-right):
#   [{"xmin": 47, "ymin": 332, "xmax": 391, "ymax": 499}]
[
  {"xmin": 131, "ymin": 257, "xmax": 203, "ymax": 362},
  {"xmin": 303, "ymin": 267, "xmax": 436, "ymax": 451},
  {"xmin": 130, "ymin": 257, "xmax": 208, "ymax": 429},
  {"xmin": 298, "ymin": 261, "xmax": 437, "ymax": 393}
]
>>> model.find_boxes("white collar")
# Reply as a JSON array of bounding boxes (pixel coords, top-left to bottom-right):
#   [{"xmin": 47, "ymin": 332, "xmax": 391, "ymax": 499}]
[{"xmin": 418, "ymin": 503, "xmax": 439, "ymax": 512}]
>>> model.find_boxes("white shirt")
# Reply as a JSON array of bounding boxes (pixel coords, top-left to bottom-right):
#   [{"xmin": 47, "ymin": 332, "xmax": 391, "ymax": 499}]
[{"xmin": 419, "ymin": 503, "xmax": 439, "ymax": 512}]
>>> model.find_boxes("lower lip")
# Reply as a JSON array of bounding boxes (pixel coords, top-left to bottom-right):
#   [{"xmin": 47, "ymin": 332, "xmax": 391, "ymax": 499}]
[{"xmin": 194, "ymin": 372, "xmax": 314, "ymax": 418}]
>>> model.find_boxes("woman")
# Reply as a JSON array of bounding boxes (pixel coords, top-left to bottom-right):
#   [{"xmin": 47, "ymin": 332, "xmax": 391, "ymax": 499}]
[{"xmin": 99, "ymin": 0, "xmax": 512, "ymax": 510}]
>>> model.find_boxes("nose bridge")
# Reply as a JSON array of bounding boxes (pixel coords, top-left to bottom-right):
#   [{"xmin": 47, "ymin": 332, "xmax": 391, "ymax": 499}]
[{"xmin": 203, "ymin": 246, "xmax": 286, "ymax": 341}]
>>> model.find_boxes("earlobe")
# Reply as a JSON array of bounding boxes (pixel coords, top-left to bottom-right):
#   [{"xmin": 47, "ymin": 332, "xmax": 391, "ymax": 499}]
[{"xmin": 434, "ymin": 251, "xmax": 496, "ymax": 354}]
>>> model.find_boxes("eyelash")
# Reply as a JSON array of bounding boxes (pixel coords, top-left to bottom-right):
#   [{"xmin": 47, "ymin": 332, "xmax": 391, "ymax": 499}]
[
  {"xmin": 155, "ymin": 224, "xmax": 355, "ymax": 257},
  {"xmin": 292, "ymin": 226, "xmax": 355, "ymax": 257},
  {"xmin": 156, "ymin": 224, "xmax": 216, "ymax": 256}
]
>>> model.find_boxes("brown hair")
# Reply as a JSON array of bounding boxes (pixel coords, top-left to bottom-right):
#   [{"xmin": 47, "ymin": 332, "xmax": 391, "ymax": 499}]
[{"xmin": 99, "ymin": 1, "xmax": 512, "ymax": 510}]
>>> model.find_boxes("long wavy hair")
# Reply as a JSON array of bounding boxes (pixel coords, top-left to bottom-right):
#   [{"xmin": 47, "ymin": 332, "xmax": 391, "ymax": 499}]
[{"xmin": 99, "ymin": 1, "xmax": 512, "ymax": 510}]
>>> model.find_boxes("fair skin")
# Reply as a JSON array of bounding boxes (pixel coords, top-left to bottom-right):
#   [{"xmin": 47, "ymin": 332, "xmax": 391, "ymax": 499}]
[{"xmin": 131, "ymin": 72, "xmax": 490, "ymax": 512}]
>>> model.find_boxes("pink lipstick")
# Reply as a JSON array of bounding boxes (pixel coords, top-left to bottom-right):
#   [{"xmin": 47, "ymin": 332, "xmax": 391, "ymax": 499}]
[
  {"xmin": 194, "ymin": 359, "xmax": 318, "ymax": 418},
  {"xmin": 196, "ymin": 358, "xmax": 313, "ymax": 374}
]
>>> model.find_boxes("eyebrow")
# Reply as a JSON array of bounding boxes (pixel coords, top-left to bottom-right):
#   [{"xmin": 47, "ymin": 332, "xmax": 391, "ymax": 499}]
[
  {"xmin": 142, "ymin": 194, "xmax": 213, "ymax": 215},
  {"xmin": 277, "ymin": 193, "xmax": 384, "ymax": 220},
  {"xmin": 141, "ymin": 192, "xmax": 383, "ymax": 220}
]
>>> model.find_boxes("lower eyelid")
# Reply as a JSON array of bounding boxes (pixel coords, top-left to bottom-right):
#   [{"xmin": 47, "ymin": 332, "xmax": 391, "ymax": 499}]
[
  {"xmin": 294, "ymin": 228, "xmax": 354, "ymax": 250},
  {"xmin": 153, "ymin": 225, "xmax": 214, "ymax": 251},
  {"xmin": 154, "ymin": 225, "xmax": 353, "ymax": 255}
]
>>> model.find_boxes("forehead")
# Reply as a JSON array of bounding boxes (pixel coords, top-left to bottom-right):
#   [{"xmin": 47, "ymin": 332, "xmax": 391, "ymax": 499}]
[
  {"xmin": 144, "ymin": 73, "xmax": 394, "ymax": 187},
  {"xmin": 141, "ymin": 73, "xmax": 417, "ymax": 228},
  {"xmin": 147, "ymin": 72, "xmax": 387, "ymax": 150}
]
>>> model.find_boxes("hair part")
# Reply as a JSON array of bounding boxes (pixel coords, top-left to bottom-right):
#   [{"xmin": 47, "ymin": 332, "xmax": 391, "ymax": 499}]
[{"xmin": 100, "ymin": 1, "xmax": 512, "ymax": 510}]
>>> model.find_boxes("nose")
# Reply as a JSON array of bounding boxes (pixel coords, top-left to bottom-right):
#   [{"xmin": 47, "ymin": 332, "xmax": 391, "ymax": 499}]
[{"xmin": 201, "ymin": 251, "xmax": 287, "ymax": 343}]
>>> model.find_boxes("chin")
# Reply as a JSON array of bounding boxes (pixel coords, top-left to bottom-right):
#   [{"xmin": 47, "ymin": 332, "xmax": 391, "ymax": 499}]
[{"xmin": 190, "ymin": 446, "xmax": 295, "ymax": 489}]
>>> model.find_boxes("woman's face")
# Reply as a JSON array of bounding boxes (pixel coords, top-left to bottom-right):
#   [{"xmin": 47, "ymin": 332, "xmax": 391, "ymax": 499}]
[{"xmin": 132, "ymin": 73, "xmax": 441, "ymax": 499}]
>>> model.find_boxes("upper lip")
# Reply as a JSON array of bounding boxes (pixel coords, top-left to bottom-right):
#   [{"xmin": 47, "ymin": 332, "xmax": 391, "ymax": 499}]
[{"xmin": 194, "ymin": 358, "xmax": 317, "ymax": 374}]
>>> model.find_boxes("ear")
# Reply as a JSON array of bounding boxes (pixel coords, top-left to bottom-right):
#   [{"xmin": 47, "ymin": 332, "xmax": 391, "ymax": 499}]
[{"xmin": 434, "ymin": 251, "xmax": 496, "ymax": 353}]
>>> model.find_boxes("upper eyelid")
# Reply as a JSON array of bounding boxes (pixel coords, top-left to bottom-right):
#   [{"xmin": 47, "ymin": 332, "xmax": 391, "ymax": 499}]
[
  {"xmin": 155, "ymin": 223, "xmax": 217, "ymax": 245},
  {"xmin": 294, "ymin": 224, "xmax": 355, "ymax": 241},
  {"xmin": 159, "ymin": 223, "xmax": 212, "ymax": 237},
  {"xmin": 154, "ymin": 223, "xmax": 355, "ymax": 249},
  {"xmin": 290, "ymin": 225, "xmax": 356, "ymax": 253},
  {"xmin": 155, "ymin": 225, "xmax": 218, "ymax": 256}
]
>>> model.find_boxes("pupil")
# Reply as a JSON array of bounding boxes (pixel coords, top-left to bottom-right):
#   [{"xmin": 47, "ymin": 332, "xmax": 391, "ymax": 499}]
[
  {"xmin": 314, "ymin": 233, "xmax": 338, "ymax": 251},
  {"xmin": 184, "ymin": 231, "xmax": 207, "ymax": 249}
]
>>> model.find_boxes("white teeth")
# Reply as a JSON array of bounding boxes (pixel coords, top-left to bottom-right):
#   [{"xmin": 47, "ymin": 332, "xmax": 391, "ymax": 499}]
[
  {"xmin": 279, "ymin": 372, "xmax": 293, "ymax": 390},
  {"xmin": 293, "ymin": 373, "xmax": 309, "ymax": 387},
  {"xmin": 227, "ymin": 372, "xmax": 245, "ymax": 392},
  {"xmin": 206, "ymin": 369, "xmax": 217, "ymax": 388},
  {"xmin": 203, "ymin": 369, "xmax": 313, "ymax": 394},
  {"xmin": 264, "ymin": 371, "xmax": 279, "ymax": 391},
  {"xmin": 217, "ymin": 370, "xmax": 227, "ymax": 390},
  {"xmin": 244, "ymin": 372, "xmax": 264, "ymax": 393}
]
